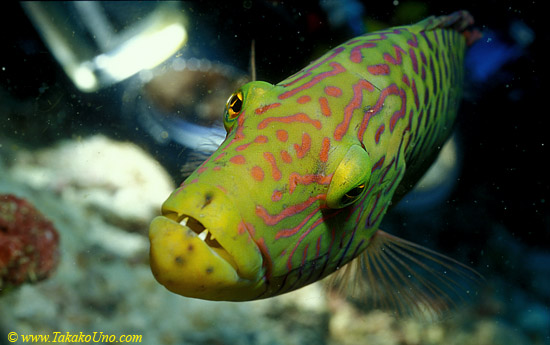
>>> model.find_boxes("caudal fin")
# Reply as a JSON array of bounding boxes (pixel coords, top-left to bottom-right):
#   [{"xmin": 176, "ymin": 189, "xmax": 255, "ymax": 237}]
[{"xmin": 415, "ymin": 10, "xmax": 482, "ymax": 46}]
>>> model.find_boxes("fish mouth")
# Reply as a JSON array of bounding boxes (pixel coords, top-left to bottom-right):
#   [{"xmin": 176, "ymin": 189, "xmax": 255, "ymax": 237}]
[
  {"xmin": 149, "ymin": 183, "xmax": 265, "ymax": 301},
  {"xmin": 165, "ymin": 212, "xmax": 239, "ymax": 271}
]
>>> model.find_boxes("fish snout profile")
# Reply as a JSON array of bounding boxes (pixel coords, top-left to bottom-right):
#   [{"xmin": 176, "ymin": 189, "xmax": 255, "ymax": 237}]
[{"xmin": 149, "ymin": 182, "xmax": 265, "ymax": 300}]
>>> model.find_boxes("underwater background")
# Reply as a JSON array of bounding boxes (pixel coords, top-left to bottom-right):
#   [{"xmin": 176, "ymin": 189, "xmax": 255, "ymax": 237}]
[{"xmin": 0, "ymin": 1, "xmax": 547, "ymax": 345}]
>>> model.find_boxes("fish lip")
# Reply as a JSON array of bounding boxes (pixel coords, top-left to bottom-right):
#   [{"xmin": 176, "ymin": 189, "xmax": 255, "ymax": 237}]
[
  {"xmin": 149, "ymin": 213, "xmax": 267, "ymax": 300},
  {"xmin": 161, "ymin": 206, "xmax": 263, "ymax": 283}
]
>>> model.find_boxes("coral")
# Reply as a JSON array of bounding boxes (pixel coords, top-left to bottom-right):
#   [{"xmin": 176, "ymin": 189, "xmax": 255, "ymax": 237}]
[{"xmin": 0, "ymin": 194, "xmax": 59, "ymax": 291}]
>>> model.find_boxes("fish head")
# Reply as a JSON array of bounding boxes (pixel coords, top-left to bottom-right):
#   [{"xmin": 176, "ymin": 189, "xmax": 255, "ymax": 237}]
[{"xmin": 149, "ymin": 80, "xmax": 385, "ymax": 301}]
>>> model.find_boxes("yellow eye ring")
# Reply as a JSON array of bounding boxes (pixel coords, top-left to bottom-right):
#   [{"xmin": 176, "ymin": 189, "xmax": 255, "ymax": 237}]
[
  {"xmin": 223, "ymin": 90, "xmax": 244, "ymax": 132},
  {"xmin": 226, "ymin": 91, "xmax": 243, "ymax": 120}
]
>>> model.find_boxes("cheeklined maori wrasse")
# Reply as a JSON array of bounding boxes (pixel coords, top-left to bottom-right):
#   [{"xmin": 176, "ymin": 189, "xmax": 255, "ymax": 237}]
[{"xmin": 149, "ymin": 11, "xmax": 483, "ymax": 318}]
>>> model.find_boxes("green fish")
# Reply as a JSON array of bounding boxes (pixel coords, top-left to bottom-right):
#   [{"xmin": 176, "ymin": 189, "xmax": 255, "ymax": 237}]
[{"xmin": 149, "ymin": 11, "xmax": 482, "ymax": 317}]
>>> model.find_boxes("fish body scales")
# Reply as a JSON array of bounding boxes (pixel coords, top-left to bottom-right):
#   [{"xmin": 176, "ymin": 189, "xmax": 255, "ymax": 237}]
[
  {"xmin": 149, "ymin": 11, "xmax": 481, "ymax": 316},
  {"xmin": 277, "ymin": 14, "xmax": 468, "ymax": 209}
]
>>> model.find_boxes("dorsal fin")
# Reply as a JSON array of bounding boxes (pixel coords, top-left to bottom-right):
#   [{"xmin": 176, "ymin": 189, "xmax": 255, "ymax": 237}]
[
  {"xmin": 250, "ymin": 39, "xmax": 256, "ymax": 82},
  {"xmin": 326, "ymin": 230, "xmax": 483, "ymax": 321}
]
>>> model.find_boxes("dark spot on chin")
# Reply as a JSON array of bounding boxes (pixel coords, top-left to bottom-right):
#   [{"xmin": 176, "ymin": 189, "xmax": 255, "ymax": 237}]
[
  {"xmin": 202, "ymin": 193, "xmax": 213, "ymax": 209},
  {"xmin": 175, "ymin": 256, "xmax": 185, "ymax": 266},
  {"xmin": 206, "ymin": 266, "xmax": 214, "ymax": 274}
]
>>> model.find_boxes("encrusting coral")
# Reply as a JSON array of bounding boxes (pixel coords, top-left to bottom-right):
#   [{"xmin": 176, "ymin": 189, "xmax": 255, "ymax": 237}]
[{"xmin": 0, "ymin": 194, "xmax": 59, "ymax": 292}]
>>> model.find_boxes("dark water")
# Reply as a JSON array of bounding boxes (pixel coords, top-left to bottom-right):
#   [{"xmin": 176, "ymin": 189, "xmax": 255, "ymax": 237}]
[{"xmin": 1, "ymin": 1, "xmax": 547, "ymax": 344}]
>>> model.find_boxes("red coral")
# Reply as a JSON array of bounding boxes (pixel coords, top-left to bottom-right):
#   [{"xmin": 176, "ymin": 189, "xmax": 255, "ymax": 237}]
[{"xmin": 0, "ymin": 194, "xmax": 59, "ymax": 290}]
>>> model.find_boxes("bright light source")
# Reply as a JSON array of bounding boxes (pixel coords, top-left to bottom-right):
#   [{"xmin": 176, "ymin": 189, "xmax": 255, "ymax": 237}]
[
  {"xmin": 23, "ymin": 1, "xmax": 188, "ymax": 92},
  {"xmin": 94, "ymin": 23, "xmax": 187, "ymax": 83},
  {"xmin": 72, "ymin": 64, "xmax": 98, "ymax": 92}
]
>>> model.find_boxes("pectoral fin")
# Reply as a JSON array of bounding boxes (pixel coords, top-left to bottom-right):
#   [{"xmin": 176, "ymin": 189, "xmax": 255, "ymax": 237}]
[{"xmin": 326, "ymin": 230, "xmax": 483, "ymax": 320}]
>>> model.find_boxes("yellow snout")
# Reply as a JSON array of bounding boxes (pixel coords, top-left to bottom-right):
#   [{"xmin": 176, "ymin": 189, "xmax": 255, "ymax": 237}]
[{"xmin": 148, "ymin": 182, "xmax": 266, "ymax": 301}]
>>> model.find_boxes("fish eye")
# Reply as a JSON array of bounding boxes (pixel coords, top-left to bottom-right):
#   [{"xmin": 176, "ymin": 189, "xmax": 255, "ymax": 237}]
[
  {"xmin": 224, "ymin": 90, "xmax": 244, "ymax": 132},
  {"xmin": 228, "ymin": 92, "xmax": 243, "ymax": 116},
  {"xmin": 226, "ymin": 91, "xmax": 243, "ymax": 119},
  {"xmin": 326, "ymin": 145, "xmax": 371, "ymax": 209},
  {"xmin": 340, "ymin": 183, "xmax": 366, "ymax": 206}
]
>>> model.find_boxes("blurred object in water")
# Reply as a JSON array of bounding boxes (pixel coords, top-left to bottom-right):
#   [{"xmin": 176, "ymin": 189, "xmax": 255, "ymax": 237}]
[
  {"xmin": 0, "ymin": 194, "xmax": 60, "ymax": 293},
  {"xmin": 320, "ymin": 0, "xmax": 365, "ymax": 35},
  {"xmin": 466, "ymin": 19, "xmax": 534, "ymax": 83},
  {"xmin": 122, "ymin": 57, "xmax": 249, "ymax": 176},
  {"xmin": 142, "ymin": 58, "xmax": 249, "ymax": 127},
  {"xmin": 22, "ymin": 1, "xmax": 187, "ymax": 92},
  {"xmin": 396, "ymin": 135, "xmax": 461, "ymax": 213},
  {"xmin": 391, "ymin": 2, "xmax": 429, "ymax": 27}
]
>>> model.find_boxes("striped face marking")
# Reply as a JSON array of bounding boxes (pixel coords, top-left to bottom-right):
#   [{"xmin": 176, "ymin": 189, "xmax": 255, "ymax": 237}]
[{"xmin": 149, "ymin": 12, "xmax": 473, "ymax": 302}]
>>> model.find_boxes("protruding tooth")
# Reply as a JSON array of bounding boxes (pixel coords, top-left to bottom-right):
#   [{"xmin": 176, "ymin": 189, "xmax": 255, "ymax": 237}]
[
  {"xmin": 180, "ymin": 217, "xmax": 189, "ymax": 226},
  {"xmin": 198, "ymin": 229, "xmax": 208, "ymax": 241}
]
